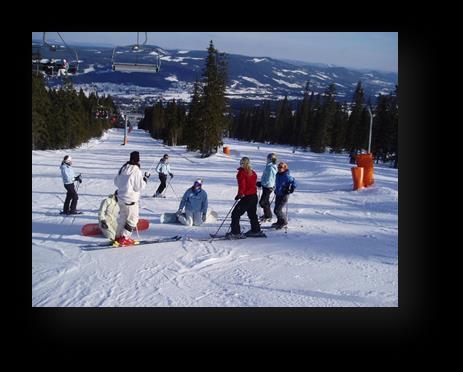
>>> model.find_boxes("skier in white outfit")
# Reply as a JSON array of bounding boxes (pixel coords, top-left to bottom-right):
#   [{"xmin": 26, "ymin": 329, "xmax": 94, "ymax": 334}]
[{"xmin": 113, "ymin": 151, "xmax": 149, "ymax": 246}]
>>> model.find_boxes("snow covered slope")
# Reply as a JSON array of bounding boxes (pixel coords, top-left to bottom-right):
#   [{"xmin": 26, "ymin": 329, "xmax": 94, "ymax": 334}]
[{"xmin": 32, "ymin": 128, "xmax": 398, "ymax": 307}]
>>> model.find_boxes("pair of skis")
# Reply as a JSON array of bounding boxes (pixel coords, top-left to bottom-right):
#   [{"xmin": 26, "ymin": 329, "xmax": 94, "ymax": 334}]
[{"xmin": 80, "ymin": 231, "xmax": 268, "ymax": 250}]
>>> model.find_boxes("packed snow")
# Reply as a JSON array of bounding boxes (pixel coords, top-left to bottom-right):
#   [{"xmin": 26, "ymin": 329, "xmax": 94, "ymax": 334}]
[{"xmin": 32, "ymin": 128, "xmax": 398, "ymax": 307}]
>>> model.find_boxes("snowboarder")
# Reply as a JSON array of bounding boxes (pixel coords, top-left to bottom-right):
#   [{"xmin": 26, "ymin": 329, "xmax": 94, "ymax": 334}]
[
  {"xmin": 98, "ymin": 191, "xmax": 120, "ymax": 241},
  {"xmin": 176, "ymin": 179, "xmax": 209, "ymax": 226},
  {"xmin": 153, "ymin": 154, "xmax": 174, "ymax": 197},
  {"xmin": 272, "ymin": 162, "xmax": 297, "ymax": 229},
  {"xmin": 113, "ymin": 151, "xmax": 149, "ymax": 246},
  {"xmin": 256, "ymin": 153, "xmax": 278, "ymax": 222},
  {"xmin": 59, "ymin": 155, "xmax": 82, "ymax": 215},
  {"xmin": 226, "ymin": 157, "xmax": 264, "ymax": 239}
]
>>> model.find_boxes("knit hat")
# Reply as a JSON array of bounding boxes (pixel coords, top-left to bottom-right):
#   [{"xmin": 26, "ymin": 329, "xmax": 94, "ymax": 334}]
[
  {"xmin": 277, "ymin": 162, "xmax": 288, "ymax": 171},
  {"xmin": 129, "ymin": 151, "xmax": 140, "ymax": 163},
  {"xmin": 193, "ymin": 179, "xmax": 202, "ymax": 187},
  {"xmin": 267, "ymin": 153, "xmax": 277, "ymax": 163},
  {"xmin": 63, "ymin": 155, "xmax": 72, "ymax": 164}
]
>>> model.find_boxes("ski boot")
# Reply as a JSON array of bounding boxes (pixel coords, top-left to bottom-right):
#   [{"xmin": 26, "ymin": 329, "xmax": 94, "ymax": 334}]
[
  {"xmin": 224, "ymin": 232, "xmax": 246, "ymax": 240},
  {"xmin": 244, "ymin": 229, "xmax": 267, "ymax": 237}
]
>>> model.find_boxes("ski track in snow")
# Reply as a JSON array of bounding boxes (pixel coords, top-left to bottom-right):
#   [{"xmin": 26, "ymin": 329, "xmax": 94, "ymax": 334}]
[{"xmin": 32, "ymin": 128, "xmax": 398, "ymax": 307}]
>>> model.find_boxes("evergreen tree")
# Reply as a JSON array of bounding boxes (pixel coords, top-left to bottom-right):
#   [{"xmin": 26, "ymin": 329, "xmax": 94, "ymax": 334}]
[
  {"xmin": 196, "ymin": 41, "xmax": 229, "ymax": 156},
  {"xmin": 345, "ymin": 81, "xmax": 365, "ymax": 151},
  {"xmin": 311, "ymin": 84, "xmax": 337, "ymax": 153},
  {"xmin": 32, "ymin": 75, "xmax": 51, "ymax": 150}
]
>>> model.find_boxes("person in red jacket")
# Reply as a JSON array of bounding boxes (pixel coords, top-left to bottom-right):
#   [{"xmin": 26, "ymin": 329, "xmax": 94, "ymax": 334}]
[{"xmin": 227, "ymin": 157, "xmax": 264, "ymax": 239}]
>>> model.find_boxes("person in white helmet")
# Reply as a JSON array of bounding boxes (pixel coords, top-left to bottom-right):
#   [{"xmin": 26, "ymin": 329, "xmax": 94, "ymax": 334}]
[
  {"xmin": 176, "ymin": 179, "xmax": 209, "ymax": 226},
  {"xmin": 57, "ymin": 58, "xmax": 69, "ymax": 77}
]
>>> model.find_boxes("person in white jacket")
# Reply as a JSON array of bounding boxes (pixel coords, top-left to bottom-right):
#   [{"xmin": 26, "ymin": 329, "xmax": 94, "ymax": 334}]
[
  {"xmin": 153, "ymin": 154, "xmax": 174, "ymax": 197},
  {"xmin": 113, "ymin": 151, "xmax": 149, "ymax": 246},
  {"xmin": 98, "ymin": 191, "xmax": 120, "ymax": 241}
]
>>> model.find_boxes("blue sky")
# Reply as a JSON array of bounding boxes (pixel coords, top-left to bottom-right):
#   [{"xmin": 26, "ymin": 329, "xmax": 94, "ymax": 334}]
[{"xmin": 32, "ymin": 32, "xmax": 398, "ymax": 73}]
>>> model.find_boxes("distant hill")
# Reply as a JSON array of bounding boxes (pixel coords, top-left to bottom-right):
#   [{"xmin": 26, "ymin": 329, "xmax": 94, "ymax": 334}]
[{"xmin": 37, "ymin": 43, "xmax": 397, "ymax": 107}]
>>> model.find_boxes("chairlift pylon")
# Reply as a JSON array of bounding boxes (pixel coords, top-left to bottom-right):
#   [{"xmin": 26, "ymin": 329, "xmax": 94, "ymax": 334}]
[
  {"xmin": 111, "ymin": 32, "xmax": 161, "ymax": 73},
  {"xmin": 32, "ymin": 32, "xmax": 80, "ymax": 78}
]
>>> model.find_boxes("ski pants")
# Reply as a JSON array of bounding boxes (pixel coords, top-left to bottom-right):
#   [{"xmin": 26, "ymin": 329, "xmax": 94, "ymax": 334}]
[
  {"xmin": 116, "ymin": 201, "xmax": 139, "ymax": 238},
  {"xmin": 259, "ymin": 187, "xmax": 273, "ymax": 219},
  {"xmin": 274, "ymin": 194, "xmax": 289, "ymax": 225},
  {"xmin": 231, "ymin": 194, "xmax": 260, "ymax": 234},
  {"xmin": 156, "ymin": 173, "xmax": 168, "ymax": 195},
  {"xmin": 63, "ymin": 183, "xmax": 78, "ymax": 213},
  {"xmin": 178, "ymin": 209, "xmax": 203, "ymax": 227}
]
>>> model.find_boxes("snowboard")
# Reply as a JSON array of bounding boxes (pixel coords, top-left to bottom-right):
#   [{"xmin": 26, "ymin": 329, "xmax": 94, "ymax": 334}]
[
  {"xmin": 81, "ymin": 218, "xmax": 150, "ymax": 236},
  {"xmin": 159, "ymin": 211, "xmax": 218, "ymax": 224},
  {"xmin": 81, "ymin": 235, "xmax": 182, "ymax": 251}
]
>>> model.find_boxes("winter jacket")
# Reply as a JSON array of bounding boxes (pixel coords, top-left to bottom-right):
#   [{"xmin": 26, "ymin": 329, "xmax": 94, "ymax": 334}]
[
  {"xmin": 236, "ymin": 167, "xmax": 258, "ymax": 196},
  {"xmin": 114, "ymin": 163, "xmax": 146, "ymax": 204},
  {"xmin": 179, "ymin": 187, "xmax": 208, "ymax": 213},
  {"xmin": 98, "ymin": 194, "xmax": 120, "ymax": 239},
  {"xmin": 156, "ymin": 159, "xmax": 172, "ymax": 175},
  {"xmin": 60, "ymin": 163, "xmax": 75, "ymax": 185},
  {"xmin": 260, "ymin": 162, "xmax": 278, "ymax": 188},
  {"xmin": 274, "ymin": 170, "xmax": 297, "ymax": 196}
]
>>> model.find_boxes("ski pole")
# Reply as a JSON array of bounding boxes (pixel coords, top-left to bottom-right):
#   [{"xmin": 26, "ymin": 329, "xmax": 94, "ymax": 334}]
[
  {"xmin": 169, "ymin": 181, "xmax": 180, "ymax": 200},
  {"xmin": 211, "ymin": 199, "xmax": 239, "ymax": 238}
]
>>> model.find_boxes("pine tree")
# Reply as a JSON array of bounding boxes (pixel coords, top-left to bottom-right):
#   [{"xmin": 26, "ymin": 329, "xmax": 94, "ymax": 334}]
[
  {"xmin": 311, "ymin": 84, "xmax": 337, "ymax": 153},
  {"xmin": 196, "ymin": 41, "xmax": 229, "ymax": 156},
  {"xmin": 32, "ymin": 75, "xmax": 51, "ymax": 150},
  {"xmin": 345, "ymin": 81, "xmax": 365, "ymax": 152}
]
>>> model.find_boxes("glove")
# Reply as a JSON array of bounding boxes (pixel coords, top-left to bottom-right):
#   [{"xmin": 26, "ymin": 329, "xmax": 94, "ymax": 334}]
[
  {"xmin": 175, "ymin": 209, "xmax": 182, "ymax": 217},
  {"xmin": 235, "ymin": 194, "xmax": 244, "ymax": 200},
  {"xmin": 74, "ymin": 174, "xmax": 82, "ymax": 183},
  {"xmin": 287, "ymin": 185, "xmax": 295, "ymax": 194},
  {"xmin": 202, "ymin": 212, "xmax": 207, "ymax": 222},
  {"xmin": 144, "ymin": 172, "xmax": 151, "ymax": 179},
  {"xmin": 169, "ymin": 173, "xmax": 174, "ymax": 179},
  {"xmin": 256, "ymin": 181, "xmax": 262, "ymax": 188},
  {"xmin": 100, "ymin": 220, "xmax": 108, "ymax": 229}
]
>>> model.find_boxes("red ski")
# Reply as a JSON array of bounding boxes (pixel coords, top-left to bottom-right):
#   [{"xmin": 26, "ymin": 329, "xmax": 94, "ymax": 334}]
[{"xmin": 81, "ymin": 219, "xmax": 150, "ymax": 236}]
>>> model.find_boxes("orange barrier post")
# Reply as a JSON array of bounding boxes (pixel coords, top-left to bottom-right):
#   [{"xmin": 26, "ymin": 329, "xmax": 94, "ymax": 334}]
[
  {"xmin": 351, "ymin": 167, "xmax": 364, "ymax": 191},
  {"xmin": 223, "ymin": 146, "xmax": 230, "ymax": 156},
  {"xmin": 356, "ymin": 153, "xmax": 374, "ymax": 187}
]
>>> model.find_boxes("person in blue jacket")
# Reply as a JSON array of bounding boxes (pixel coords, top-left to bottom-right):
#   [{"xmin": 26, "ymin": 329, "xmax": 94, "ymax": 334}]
[
  {"xmin": 272, "ymin": 162, "xmax": 297, "ymax": 229},
  {"xmin": 256, "ymin": 153, "xmax": 278, "ymax": 222},
  {"xmin": 153, "ymin": 154, "xmax": 174, "ymax": 197},
  {"xmin": 176, "ymin": 179, "xmax": 209, "ymax": 226},
  {"xmin": 59, "ymin": 155, "xmax": 82, "ymax": 215}
]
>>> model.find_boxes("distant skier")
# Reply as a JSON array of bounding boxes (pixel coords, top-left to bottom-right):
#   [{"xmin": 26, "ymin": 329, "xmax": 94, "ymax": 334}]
[
  {"xmin": 272, "ymin": 162, "xmax": 297, "ymax": 229},
  {"xmin": 226, "ymin": 157, "xmax": 264, "ymax": 239},
  {"xmin": 59, "ymin": 155, "xmax": 82, "ymax": 215},
  {"xmin": 349, "ymin": 149, "xmax": 358, "ymax": 164},
  {"xmin": 176, "ymin": 179, "xmax": 209, "ymax": 226},
  {"xmin": 153, "ymin": 154, "xmax": 174, "ymax": 197},
  {"xmin": 98, "ymin": 191, "xmax": 120, "ymax": 241},
  {"xmin": 256, "ymin": 153, "xmax": 278, "ymax": 222},
  {"xmin": 113, "ymin": 151, "xmax": 149, "ymax": 246},
  {"xmin": 57, "ymin": 58, "xmax": 69, "ymax": 77}
]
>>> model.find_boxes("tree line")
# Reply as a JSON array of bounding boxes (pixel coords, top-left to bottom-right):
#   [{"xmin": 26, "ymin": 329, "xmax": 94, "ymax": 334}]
[
  {"xmin": 32, "ymin": 74, "xmax": 117, "ymax": 150},
  {"xmin": 230, "ymin": 82, "xmax": 398, "ymax": 166}
]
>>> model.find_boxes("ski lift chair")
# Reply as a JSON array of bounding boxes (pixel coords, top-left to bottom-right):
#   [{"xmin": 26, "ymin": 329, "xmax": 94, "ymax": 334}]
[
  {"xmin": 111, "ymin": 32, "xmax": 161, "ymax": 73},
  {"xmin": 33, "ymin": 33, "xmax": 80, "ymax": 78}
]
